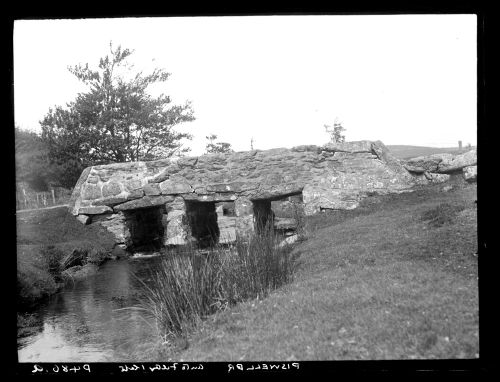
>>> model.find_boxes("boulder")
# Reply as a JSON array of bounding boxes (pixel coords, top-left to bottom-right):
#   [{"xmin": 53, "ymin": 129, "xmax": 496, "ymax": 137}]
[
  {"xmin": 91, "ymin": 212, "xmax": 131, "ymax": 245},
  {"xmin": 411, "ymin": 173, "xmax": 431, "ymax": 186},
  {"xmin": 463, "ymin": 165, "xmax": 477, "ymax": 182},
  {"xmin": 93, "ymin": 196, "xmax": 129, "ymax": 207},
  {"xmin": 205, "ymin": 182, "xmax": 247, "ymax": 193},
  {"xmin": 404, "ymin": 156, "xmax": 442, "ymax": 173},
  {"xmin": 81, "ymin": 183, "xmax": 102, "ymax": 200},
  {"xmin": 163, "ymin": 210, "xmax": 190, "ymax": 246},
  {"xmin": 75, "ymin": 214, "xmax": 90, "ymax": 225},
  {"xmin": 424, "ymin": 172, "xmax": 451, "ymax": 183},
  {"xmin": 235, "ymin": 197, "xmax": 253, "ymax": 217},
  {"xmin": 437, "ymin": 150, "xmax": 476, "ymax": 173},
  {"xmin": 113, "ymin": 195, "xmax": 175, "ymax": 211},
  {"xmin": 235, "ymin": 215, "xmax": 254, "ymax": 238},
  {"xmin": 303, "ymin": 185, "xmax": 360, "ymax": 215},
  {"xmin": 143, "ymin": 183, "xmax": 161, "ymax": 196},
  {"xmin": 102, "ymin": 182, "xmax": 122, "ymax": 197},
  {"xmin": 279, "ymin": 234, "xmax": 299, "ymax": 247},
  {"xmin": 322, "ymin": 140, "xmax": 373, "ymax": 153},
  {"xmin": 404, "ymin": 150, "xmax": 477, "ymax": 177},
  {"xmin": 183, "ymin": 192, "xmax": 238, "ymax": 202},
  {"xmin": 78, "ymin": 205, "xmax": 113, "ymax": 215},
  {"xmin": 159, "ymin": 179, "xmax": 193, "ymax": 195},
  {"xmin": 274, "ymin": 217, "xmax": 298, "ymax": 230},
  {"xmin": 68, "ymin": 167, "xmax": 92, "ymax": 215},
  {"xmin": 217, "ymin": 216, "xmax": 237, "ymax": 243}
]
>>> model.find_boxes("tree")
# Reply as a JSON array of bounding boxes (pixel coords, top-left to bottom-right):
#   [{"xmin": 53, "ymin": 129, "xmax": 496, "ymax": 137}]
[
  {"xmin": 205, "ymin": 134, "xmax": 234, "ymax": 154},
  {"xmin": 15, "ymin": 126, "xmax": 52, "ymax": 190},
  {"xmin": 324, "ymin": 118, "xmax": 346, "ymax": 143},
  {"xmin": 41, "ymin": 42, "xmax": 195, "ymax": 186}
]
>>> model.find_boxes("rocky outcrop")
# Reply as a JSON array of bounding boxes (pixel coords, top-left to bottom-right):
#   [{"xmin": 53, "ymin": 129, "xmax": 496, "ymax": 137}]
[
  {"xmin": 404, "ymin": 156, "xmax": 443, "ymax": 174},
  {"xmin": 423, "ymin": 172, "xmax": 451, "ymax": 184},
  {"xmin": 463, "ymin": 165, "xmax": 477, "ymax": 183},
  {"xmin": 437, "ymin": 150, "xmax": 477, "ymax": 173},
  {"xmin": 69, "ymin": 140, "xmax": 418, "ymax": 248},
  {"xmin": 403, "ymin": 150, "xmax": 476, "ymax": 175},
  {"xmin": 403, "ymin": 149, "xmax": 476, "ymax": 186}
]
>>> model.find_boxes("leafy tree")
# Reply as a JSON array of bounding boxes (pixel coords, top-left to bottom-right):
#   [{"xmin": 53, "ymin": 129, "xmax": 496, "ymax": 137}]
[
  {"xmin": 15, "ymin": 126, "xmax": 52, "ymax": 191},
  {"xmin": 41, "ymin": 42, "xmax": 195, "ymax": 186},
  {"xmin": 205, "ymin": 134, "xmax": 233, "ymax": 154},
  {"xmin": 324, "ymin": 119, "xmax": 346, "ymax": 143}
]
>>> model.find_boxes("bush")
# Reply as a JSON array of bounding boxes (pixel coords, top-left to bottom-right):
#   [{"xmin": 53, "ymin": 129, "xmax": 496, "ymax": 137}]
[
  {"xmin": 40, "ymin": 245, "xmax": 65, "ymax": 275},
  {"xmin": 86, "ymin": 247, "xmax": 109, "ymax": 265},
  {"xmin": 55, "ymin": 241, "xmax": 110, "ymax": 268},
  {"xmin": 135, "ymin": 226, "xmax": 299, "ymax": 341}
]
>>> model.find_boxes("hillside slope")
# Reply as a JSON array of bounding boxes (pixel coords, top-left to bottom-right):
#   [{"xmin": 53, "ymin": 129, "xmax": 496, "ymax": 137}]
[{"xmin": 387, "ymin": 145, "xmax": 475, "ymax": 159}]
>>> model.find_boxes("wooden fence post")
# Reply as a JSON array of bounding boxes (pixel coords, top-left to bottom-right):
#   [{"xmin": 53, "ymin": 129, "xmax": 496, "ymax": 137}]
[
  {"xmin": 23, "ymin": 189, "xmax": 27, "ymax": 208},
  {"xmin": 52, "ymin": 189, "xmax": 56, "ymax": 205}
]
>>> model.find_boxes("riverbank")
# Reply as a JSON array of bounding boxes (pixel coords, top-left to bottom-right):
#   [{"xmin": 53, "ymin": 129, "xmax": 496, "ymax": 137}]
[
  {"xmin": 149, "ymin": 176, "xmax": 478, "ymax": 360},
  {"xmin": 16, "ymin": 206, "xmax": 116, "ymax": 309}
]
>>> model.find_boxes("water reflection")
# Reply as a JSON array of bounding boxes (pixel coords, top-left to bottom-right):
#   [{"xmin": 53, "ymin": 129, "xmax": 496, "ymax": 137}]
[{"xmin": 18, "ymin": 257, "xmax": 164, "ymax": 362}]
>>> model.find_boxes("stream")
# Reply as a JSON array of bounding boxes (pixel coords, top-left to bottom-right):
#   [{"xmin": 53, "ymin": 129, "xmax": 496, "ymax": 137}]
[{"xmin": 17, "ymin": 255, "xmax": 165, "ymax": 362}]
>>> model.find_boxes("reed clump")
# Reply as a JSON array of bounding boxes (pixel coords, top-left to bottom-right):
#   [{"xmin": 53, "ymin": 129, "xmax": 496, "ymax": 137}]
[{"xmin": 136, "ymin": 223, "xmax": 299, "ymax": 341}]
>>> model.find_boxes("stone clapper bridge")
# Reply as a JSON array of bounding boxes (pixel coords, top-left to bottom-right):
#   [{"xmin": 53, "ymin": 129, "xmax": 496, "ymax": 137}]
[{"xmin": 68, "ymin": 140, "xmax": 433, "ymax": 252}]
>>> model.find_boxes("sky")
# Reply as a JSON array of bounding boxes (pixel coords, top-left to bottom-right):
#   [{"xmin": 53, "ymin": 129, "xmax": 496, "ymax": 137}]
[{"xmin": 14, "ymin": 15, "xmax": 477, "ymax": 156}]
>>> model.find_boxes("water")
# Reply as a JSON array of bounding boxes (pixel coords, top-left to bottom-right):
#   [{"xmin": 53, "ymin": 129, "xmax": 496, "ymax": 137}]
[{"xmin": 17, "ymin": 256, "xmax": 165, "ymax": 362}]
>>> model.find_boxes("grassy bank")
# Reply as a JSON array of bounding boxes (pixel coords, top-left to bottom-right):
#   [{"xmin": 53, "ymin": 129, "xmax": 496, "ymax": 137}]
[
  {"xmin": 16, "ymin": 206, "xmax": 116, "ymax": 308},
  {"xmin": 150, "ymin": 177, "xmax": 477, "ymax": 361}
]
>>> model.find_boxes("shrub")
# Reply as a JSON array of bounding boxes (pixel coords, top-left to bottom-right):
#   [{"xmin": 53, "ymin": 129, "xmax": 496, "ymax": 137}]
[
  {"xmin": 85, "ymin": 247, "xmax": 109, "ymax": 265},
  {"xmin": 56, "ymin": 241, "xmax": 109, "ymax": 268},
  {"xmin": 40, "ymin": 245, "xmax": 65, "ymax": 275}
]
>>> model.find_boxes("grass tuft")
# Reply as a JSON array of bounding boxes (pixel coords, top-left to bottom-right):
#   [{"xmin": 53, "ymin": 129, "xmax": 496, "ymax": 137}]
[
  {"xmin": 135, "ymin": 223, "xmax": 299, "ymax": 342},
  {"xmin": 420, "ymin": 203, "xmax": 466, "ymax": 227}
]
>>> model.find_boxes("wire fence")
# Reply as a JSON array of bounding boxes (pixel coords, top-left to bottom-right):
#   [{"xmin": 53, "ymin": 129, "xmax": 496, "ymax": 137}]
[{"xmin": 16, "ymin": 187, "xmax": 72, "ymax": 211}]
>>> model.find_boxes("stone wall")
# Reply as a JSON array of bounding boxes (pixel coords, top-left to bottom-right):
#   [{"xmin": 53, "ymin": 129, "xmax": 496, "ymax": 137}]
[{"xmin": 68, "ymin": 140, "xmax": 419, "ymax": 249}]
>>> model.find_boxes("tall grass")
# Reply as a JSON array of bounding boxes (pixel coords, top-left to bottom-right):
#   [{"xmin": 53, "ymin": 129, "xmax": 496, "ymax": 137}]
[
  {"xmin": 135, "ymin": 222, "xmax": 299, "ymax": 342},
  {"xmin": 291, "ymin": 201, "xmax": 307, "ymax": 241}
]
